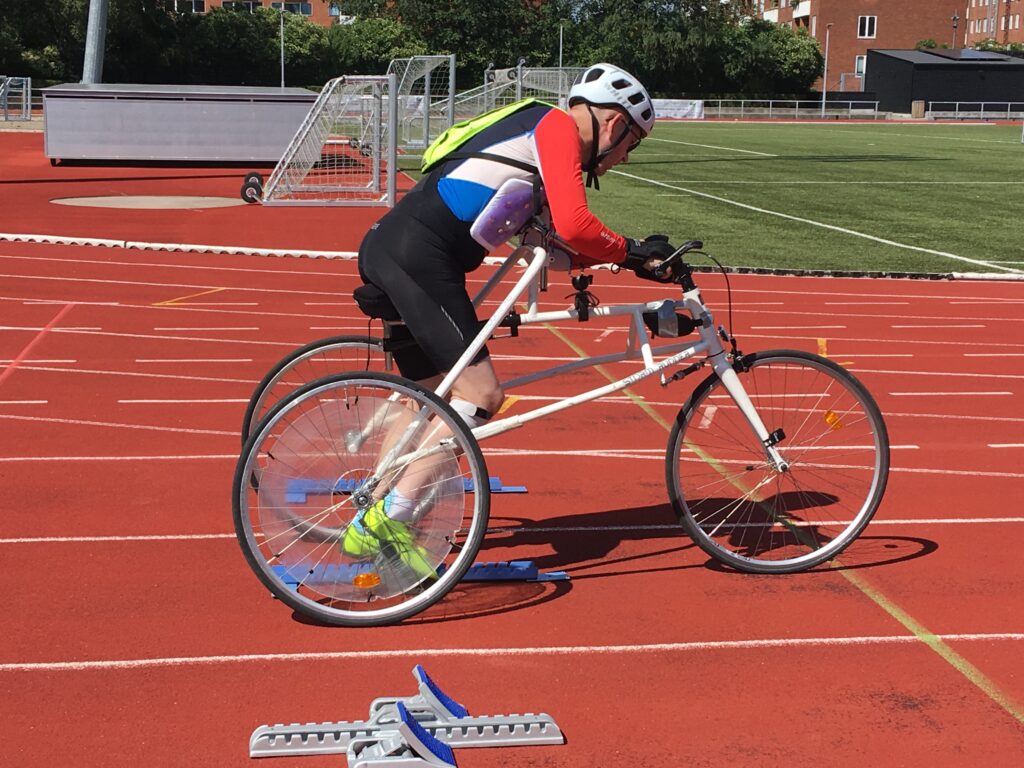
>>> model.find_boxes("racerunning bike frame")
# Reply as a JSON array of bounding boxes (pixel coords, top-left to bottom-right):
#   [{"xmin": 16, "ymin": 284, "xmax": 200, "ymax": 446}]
[{"xmin": 398, "ymin": 221, "xmax": 790, "ymax": 473}]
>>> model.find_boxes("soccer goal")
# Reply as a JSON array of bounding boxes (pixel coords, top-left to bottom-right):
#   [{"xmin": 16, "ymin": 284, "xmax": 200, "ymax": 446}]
[
  {"xmin": 259, "ymin": 74, "xmax": 397, "ymax": 207},
  {"xmin": 386, "ymin": 54, "xmax": 457, "ymax": 159}
]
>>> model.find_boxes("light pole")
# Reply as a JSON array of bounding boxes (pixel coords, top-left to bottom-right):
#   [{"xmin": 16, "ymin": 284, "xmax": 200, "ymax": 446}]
[
  {"xmin": 820, "ymin": 23, "xmax": 832, "ymax": 118},
  {"xmin": 951, "ymin": 13, "xmax": 959, "ymax": 49},
  {"xmin": 280, "ymin": 7, "xmax": 286, "ymax": 88}
]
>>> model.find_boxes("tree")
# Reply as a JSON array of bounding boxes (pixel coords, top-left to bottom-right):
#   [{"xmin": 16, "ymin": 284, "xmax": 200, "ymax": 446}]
[
  {"xmin": 326, "ymin": 17, "xmax": 427, "ymax": 76},
  {"xmin": 723, "ymin": 19, "xmax": 822, "ymax": 94}
]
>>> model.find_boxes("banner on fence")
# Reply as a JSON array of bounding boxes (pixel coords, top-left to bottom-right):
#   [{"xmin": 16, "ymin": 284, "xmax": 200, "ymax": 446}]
[{"xmin": 652, "ymin": 99, "xmax": 704, "ymax": 120}]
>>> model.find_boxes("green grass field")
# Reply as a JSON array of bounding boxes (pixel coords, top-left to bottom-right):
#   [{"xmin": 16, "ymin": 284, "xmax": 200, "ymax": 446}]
[{"xmin": 588, "ymin": 121, "xmax": 1024, "ymax": 276}]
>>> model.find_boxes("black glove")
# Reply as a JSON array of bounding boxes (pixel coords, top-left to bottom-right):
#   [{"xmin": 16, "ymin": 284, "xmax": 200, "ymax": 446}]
[{"xmin": 623, "ymin": 235, "xmax": 677, "ymax": 282}]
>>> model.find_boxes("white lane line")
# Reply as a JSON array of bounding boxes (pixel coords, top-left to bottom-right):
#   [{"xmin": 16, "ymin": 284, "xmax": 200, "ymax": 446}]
[
  {"xmin": 0, "ymin": 272, "xmax": 349, "ymax": 298},
  {"xmin": 2, "ymin": 634, "xmax": 1022, "ymax": 672},
  {"xmin": 0, "ymin": 454, "xmax": 238, "ymax": 462},
  {"xmin": 888, "ymin": 391, "xmax": 1012, "ymax": 396},
  {"xmin": 0, "ymin": 414, "xmax": 235, "ymax": 436},
  {"xmin": 648, "ymin": 137, "xmax": 776, "ymax": 156},
  {"xmin": 4, "ymin": 516, "xmax": 1024, "ymax": 546},
  {"xmin": 0, "ymin": 400, "xmax": 47, "ymax": 404},
  {"xmin": 12, "ymin": 364, "xmax": 255, "ymax": 385},
  {"xmin": 0, "ymin": 252, "xmax": 357, "ymax": 279},
  {"xmin": 826, "ymin": 302, "xmax": 910, "ymax": 306},
  {"xmin": 990, "ymin": 444, "xmax": 1024, "ymax": 448},
  {"xmin": 964, "ymin": 353, "xmax": 1024, "ymax": 357},
  {"xmin": 0, "ymin": 359, "xmax": 76, "ymax": 363},
  {"xmin": 893, "ymin": 324, "xmax": 986, "ymax": 329},
  {"xmin": 135, "ymin": 358, "xmax": 252, "ymax": 363},
  {"xmin": 752, "ymin": 325, "xmax": 847, "ymax": 330},
  {"xmin": 610, "ymin": 169, "xmax": 1024, "ymax": 276},
  {"xmin": 153, "ymin": 327, "xmax": 260, "ymax": 331},
  {"xmin": 118, "ymin": 399, "xmax": 248, "ymax": 404},
  {"xmin": 831, "ymin": 354, "xmax": 913, "ymax": 358}
]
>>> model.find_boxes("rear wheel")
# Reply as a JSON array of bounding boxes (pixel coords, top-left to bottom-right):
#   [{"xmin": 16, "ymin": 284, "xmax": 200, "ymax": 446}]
[
  {"xmin": 666, "ymin": 350, "xmax": 889, "ymax": 573},
  {"xmin": 233, "ymin": 372, "xmax": 490, "ymax": 626},
  {"xmin": 242, "ymin": 335, "xmax": 385, "ymax": 444}
]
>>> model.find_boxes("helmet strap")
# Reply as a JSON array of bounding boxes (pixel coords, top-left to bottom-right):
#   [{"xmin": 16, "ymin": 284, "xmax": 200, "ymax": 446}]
[{"xmin": 583, "ymin": 106, "xmax": 635, "ymax": 191}]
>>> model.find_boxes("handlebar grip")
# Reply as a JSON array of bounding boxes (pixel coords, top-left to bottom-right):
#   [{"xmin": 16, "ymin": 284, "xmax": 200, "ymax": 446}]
[{"xmin": 652, "ymin": 239, "xmax": 703, "ymax": 278}]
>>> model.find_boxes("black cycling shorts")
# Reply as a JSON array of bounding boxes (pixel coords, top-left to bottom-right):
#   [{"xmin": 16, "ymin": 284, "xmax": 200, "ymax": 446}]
[{"xmin": 357, "ymin": 176, "xmax": 489, "ymax": 382}]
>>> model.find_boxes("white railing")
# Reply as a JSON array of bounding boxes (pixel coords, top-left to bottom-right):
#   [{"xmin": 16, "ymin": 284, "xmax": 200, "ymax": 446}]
[
  {"xmin": 927, "ymin": 101, "xmax": 1024, "ymax": 120},
  {"xmin": 702, "ymin": 99, "xmax": 881, "ymax": 120},
  {"xmin": 1, "ymin": 76, "xmax": 34, "ymax": 121}
]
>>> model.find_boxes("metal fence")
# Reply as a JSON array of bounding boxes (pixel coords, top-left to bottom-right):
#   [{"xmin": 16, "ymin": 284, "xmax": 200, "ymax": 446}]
[
  {"xmin": 927, "ymin": 101, "xmax": 1024, "ymax": 120},
  {"xmin": 1, "ymin": 76, "xmax": 34, "ymax": 120},
  {"xmin": 702, "ymin": 99, "xmax": 882, "ymax": 120}
]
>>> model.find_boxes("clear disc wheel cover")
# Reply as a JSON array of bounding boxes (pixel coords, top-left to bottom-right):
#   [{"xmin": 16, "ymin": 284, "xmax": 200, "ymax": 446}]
[{"xmin": 248, "ymin": 383, "xmax": 469, "ymax": 604}]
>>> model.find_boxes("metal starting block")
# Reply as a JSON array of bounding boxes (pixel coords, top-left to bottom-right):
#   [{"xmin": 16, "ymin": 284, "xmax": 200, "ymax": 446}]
[
  {"xmin": 249, "ymin": 664, "xmax": 564, "ymax": 765},
  {"xmin": 286, "ymin": 477, "xmax": 527, "ymax": 504}
]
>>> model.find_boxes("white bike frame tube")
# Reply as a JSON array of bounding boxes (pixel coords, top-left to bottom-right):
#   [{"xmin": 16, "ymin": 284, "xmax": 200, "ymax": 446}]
[
  {"xmin": 433, "ymin": 246, "xmax": 548, "ymax": 401},
  {"xmin": 471, "ymin": 246, "xmax": 531, "ymax": 308}
]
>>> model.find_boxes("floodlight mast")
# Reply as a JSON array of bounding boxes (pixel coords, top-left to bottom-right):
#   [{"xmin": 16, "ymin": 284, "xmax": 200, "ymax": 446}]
[{"xmin": 82, "ymin": 0, "xmax": 109, "ymax": 84}]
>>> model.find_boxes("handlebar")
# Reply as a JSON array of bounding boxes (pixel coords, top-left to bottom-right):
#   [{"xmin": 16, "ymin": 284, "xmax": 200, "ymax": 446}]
[{"xmin": 652, "ymin": 239, "xmax": 703, "ymax": 282}]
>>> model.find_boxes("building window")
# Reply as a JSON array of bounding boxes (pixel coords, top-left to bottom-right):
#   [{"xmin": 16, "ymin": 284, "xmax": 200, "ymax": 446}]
[
  {"xmin": 222, "ymin": 1, "xmax": 261, "ymax": 10},
  {"xmin": 857, "ymin": 15, "xmax": 876, "ymax": 38},
  {"xmin": 271, "ymin": 1, "xmax": 312, "ymax": 14},
  {"xmin": 855, "ymin": 56, "xmax": 866, "ymax": 77},
  {"xmin": 174, "ymin": 0, "xmax": 205, "ymax": 11}
]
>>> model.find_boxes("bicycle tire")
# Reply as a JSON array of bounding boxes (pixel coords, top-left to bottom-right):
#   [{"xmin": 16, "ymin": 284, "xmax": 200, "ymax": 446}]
[
  {"xmin": 233, "ymin": 372, "xmax": 490, "ymax": 626},
  {"xmin": 665, "ymin": 350, "xmax": 889, "ymax": 574},
  {"xmin": 241, "ymin": 335, "xmax": 384, "ymax": 444}
]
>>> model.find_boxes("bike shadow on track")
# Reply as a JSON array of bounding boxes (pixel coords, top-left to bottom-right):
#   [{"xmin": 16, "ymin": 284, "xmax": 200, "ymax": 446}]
[{"xmin": 481, "ymin": 498, "xmax": 938, "ymax": 579}]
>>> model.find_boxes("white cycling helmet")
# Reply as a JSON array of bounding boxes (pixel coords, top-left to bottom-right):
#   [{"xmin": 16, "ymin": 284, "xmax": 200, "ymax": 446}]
[{"xmin": 568, "ymin": 63, "xmax": 655, "ymax": 137}]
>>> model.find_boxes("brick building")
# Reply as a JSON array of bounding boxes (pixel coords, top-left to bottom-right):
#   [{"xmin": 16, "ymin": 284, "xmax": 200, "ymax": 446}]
[
  {"xmin": 751, "ymin": 0, "xmax": 1022, "ymax": 91},
  {"xmin": 170, "ymin": 0, "xmax": 345, "ymax": 28}
]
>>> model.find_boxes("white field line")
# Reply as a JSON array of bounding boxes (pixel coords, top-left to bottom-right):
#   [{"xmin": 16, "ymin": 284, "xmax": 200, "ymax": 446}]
[
  {"xmin": 118, "ymin": 399, "xmax": 248, "ymax": 404},
  {"xmin": 828, "ymin": 128, "xmax": 1020, "ymax": 145},
  {"xmin": 648, "ymin": 137, "xmax": 776, "ymax": 156},
  {"xmin": 2, "ymin": 633, "xmax": 1022, "ymax": 673},
  {"xmin": 990, "ymin": 444, "xmax": 1024, "ymax": 448},
  {"xmin": 610, "ymin": 169, "xmax": 1024, "ymax": 276}
]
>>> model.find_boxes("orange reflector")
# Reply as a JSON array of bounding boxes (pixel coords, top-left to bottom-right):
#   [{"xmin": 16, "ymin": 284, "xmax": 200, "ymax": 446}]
[
  {"xmin": 352, "ymin": 572, "xmax": 381, "ymax": 589},
  {"xmin": 824, "ymin": 410, "xmax": 843, "ymax": 430}
]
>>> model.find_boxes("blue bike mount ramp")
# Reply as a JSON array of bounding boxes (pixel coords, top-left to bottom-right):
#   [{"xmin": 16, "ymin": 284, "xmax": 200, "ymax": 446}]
[{"xmin": 248, "ymin": 664, "xmax": 564, "ymax": 766}]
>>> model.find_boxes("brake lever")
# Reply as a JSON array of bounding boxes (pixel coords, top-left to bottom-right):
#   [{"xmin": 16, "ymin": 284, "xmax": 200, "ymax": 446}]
[{"xmin": 652, "ymin": 239, "xmax": 704, "ymax": 280}]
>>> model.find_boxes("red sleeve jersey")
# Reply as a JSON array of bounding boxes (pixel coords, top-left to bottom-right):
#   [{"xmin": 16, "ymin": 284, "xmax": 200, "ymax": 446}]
[{"xmin": 533, "ymin": 108, "xmax": 629, "ymax": 266}]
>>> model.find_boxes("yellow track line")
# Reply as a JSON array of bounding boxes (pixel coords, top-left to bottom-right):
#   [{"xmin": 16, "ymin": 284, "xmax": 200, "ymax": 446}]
[
  {"xmin": 153, "ymin": 287, "xmax": 226, "ymax": 306},
  {"xmin": 542, "ymin": 319, "xmax": 1024, "ymax": 725}
]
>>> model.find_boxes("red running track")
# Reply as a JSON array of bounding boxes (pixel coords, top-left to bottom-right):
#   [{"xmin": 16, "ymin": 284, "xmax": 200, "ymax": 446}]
[{"xmin": 1, "ymin": 131, "xmax": 1023, "ymax": 766}]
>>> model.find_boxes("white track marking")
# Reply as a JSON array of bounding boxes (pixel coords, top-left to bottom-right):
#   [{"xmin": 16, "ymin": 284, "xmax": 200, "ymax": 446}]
[
  {"xmin": 826, "ymin": 302, "xmax": 910, "ymax": 306},
  {"xmin": 0, "ymin": 414, "xmax": 235, "ymax": 436},
  {"xmin": 11, "ymin": 364, "xmax": 255, "ymax": 385},
  {"xmin": 610, "ymin": 169, "xmax": 1024, "ymax": 276},
  {"xmin": 888, "ymin": 391, "xmax": 1012, "ymax": 396},
  {"xmin": 0, "ymin": 454, "xmax": 238, "ymax": 461},
  {"xmin": 3, "ymin": 517, "xmax": 1024, "ymax": 546},
  {"xmin": 990, "ymin": 444, "xmax": 1024, "ymax": 448},
  {"xmin": 0, "ymin": 272, "xmax": 349, "ymax": 298},
  {"xmin": 964, "ymin": 353, "xmax": 1024, "ymax": 357},
  {"xmin": 697, "ymin": 405, "xmax": 717, "ymax": 429},
  {"xmin": 648, "ymin": 137, "xmax": 776, "ymax": 156},
  {"xmin": 893, "ymin": 324, "xmax": 986, "ymax": 329},
  {"xmin": 118, "ymin": 399, "xmax": 248, "ymax": 404},
  {"xmin": 2, "ymin": 634, "xmax": 1022, "ymax": 673},
  {"xmin": 752, "ymin": 325, "xmax": 847, "ymax": 330},
  {"xmin": 0, "ymin": 252, "xmax": 357, "ymax": 278},
  {"xmin": 154, "ymin": 327, "xmax": 259, "ymax": 331},
  {"xmin": 0, "ymin": 326, "xmax": 299, "ymax": 348},
  {"xmin": 0, "ymin": 359, "xmax": 76, "ymax": 363},
  {"xmin": 0, "ymin": 400, "xmax": 46, "ymax": 404},
  {"xmin": 135, "ymin": 358, "xmax": 254, "ymax": 364}
]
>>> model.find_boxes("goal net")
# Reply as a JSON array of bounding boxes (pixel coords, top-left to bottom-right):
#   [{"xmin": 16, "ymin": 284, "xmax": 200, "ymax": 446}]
[{"xmin": 262, "ymin": 74, "xmax": 397, "ymax": 207}]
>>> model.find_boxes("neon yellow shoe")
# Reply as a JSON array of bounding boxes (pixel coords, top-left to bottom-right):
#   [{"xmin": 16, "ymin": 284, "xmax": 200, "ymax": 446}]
[{"xmin": 341, "ymin": 498, "xmax": 437, "ymax": 580}]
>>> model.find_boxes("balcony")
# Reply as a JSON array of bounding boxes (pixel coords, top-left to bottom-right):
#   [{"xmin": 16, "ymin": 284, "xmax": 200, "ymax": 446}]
[{"xmin": 792, "ymin": 0, "xmax": 810, "ymax": 19}]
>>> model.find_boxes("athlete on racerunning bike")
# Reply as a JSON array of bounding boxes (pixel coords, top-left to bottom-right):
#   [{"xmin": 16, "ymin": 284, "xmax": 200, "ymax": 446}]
[{"xmin": 350, "ymin": 64, "xmax": 677, "ymax": 560}]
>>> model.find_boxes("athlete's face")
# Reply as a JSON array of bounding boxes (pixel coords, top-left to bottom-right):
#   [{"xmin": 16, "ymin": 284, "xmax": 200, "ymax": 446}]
[{"xmin": 595, "ymin": 112, "xmax": 643, "ymax": 174}]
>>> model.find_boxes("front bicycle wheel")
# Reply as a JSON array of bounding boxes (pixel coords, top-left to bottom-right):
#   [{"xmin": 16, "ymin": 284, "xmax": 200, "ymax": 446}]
[
  {"xmin": 666, "ymin": 350, "xmax": 889, "ymax": 573},
  {"xmin": 242, "ymin": 335, "xmax": 385, "ymax": 444},
  {"xmin": 233, "ymin": 372, "xmax": 490, "ymax": 626}
]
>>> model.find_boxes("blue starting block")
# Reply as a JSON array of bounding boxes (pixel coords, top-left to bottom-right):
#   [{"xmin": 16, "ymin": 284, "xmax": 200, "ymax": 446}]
[
  {"xmin": 272, "ymin": 559, "xmax": 568, "ymax": 591},
  {"xmin": 285, "ymin": 476, "xmax": 526, "ymax": 503}
]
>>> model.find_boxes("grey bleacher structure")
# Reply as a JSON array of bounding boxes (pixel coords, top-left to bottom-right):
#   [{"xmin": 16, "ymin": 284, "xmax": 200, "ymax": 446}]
[
  {"xmin": 249, "ymin": 664, "xmax": 564, "ymax": 767},
  {"xmin": 41, "ymin": 83, "xmax": 317, "ymax": 162}
]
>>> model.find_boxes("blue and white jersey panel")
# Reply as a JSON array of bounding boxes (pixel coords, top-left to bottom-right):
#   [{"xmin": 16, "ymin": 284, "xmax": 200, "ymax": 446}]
[{"xmin": 435, "ymin": 104, "xmax": 551, "ymax": 223}]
